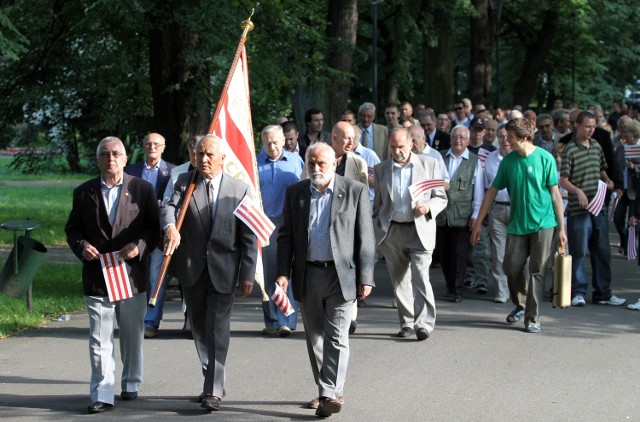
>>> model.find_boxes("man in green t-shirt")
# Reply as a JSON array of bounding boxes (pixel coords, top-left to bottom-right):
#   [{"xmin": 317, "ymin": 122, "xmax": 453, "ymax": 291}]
[{"xmin": 471, "ymin": 118, "xmax": 566, "ymax": 333}]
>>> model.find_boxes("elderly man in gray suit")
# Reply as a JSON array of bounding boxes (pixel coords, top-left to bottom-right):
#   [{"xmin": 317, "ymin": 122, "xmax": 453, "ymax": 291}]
[
  {"xmin": 162, "ymin": 135, "xmax": 258, "ymax": 412},
  {"xmin": 373, "ymin": 128, "xmax": 448, "ymax": 340},
  {"xmin": 276, "ymin": 142, "xmax": 375, "ymax": 418}
]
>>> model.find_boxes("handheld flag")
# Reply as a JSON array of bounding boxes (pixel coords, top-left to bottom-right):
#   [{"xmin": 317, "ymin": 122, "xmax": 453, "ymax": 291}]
[{"xmin": 100, "ymin": 252, "xmax": 133, "ymax": 302}]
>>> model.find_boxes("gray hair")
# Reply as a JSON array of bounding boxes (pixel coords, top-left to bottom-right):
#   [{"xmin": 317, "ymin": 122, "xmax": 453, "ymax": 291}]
[
  {"xmin": 305, "ymin": 142, "xmax": 336, "ymax": 163},
  {"xmin": 96, "ymin": 136, "xmax": 126, "ymax": 158},
  {"xmin": 451, "ymin": 125, "xmax": 470, "ymax": 138},
  {"xmin": 261, "ymin": 125, "xmax": 284, "ymax": 141},
  {"xmin": 358, "ymin": 102, "xmax": 376, "ymax": 114}
]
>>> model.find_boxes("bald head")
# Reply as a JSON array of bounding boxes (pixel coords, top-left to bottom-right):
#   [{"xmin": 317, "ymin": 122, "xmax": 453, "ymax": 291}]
[
  {"xmin": 408, "ymin": 125, "xmax": 426, "ymax": 154},
  {"xmin": 331, "ymin": 121, "xmax": 355, "ymax": 157}
]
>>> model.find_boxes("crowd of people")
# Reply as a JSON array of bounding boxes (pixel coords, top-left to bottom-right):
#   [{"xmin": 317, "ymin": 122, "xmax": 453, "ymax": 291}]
[{"xmin": 64, "ymin": 96, "xmax": 640, "ymax": 416}]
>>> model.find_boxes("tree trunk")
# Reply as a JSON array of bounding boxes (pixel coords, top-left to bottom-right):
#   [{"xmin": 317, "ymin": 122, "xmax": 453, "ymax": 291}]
[
  {"xmin": 469, "ymin": 0, "xmax": 494, "ymax": 108},
  {"xmin": 423, "ymin": 4, "xmax": 454, "ymax": 113},
  {"xmin": 325, "ymin": 0, "xmax": 358, "ymax": 127},
  {"xmin": 148, "ymin": 0, "xmax": 211, "ymax": 164},
  {"xmin": 511, "ymin": 9, "xmax": 559, "ymax": 108}
]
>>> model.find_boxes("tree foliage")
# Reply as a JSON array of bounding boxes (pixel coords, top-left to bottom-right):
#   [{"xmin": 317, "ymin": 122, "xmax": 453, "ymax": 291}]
[{"xmin": 0, "ymin": 0, "xmax": 639, "ymax": 172}]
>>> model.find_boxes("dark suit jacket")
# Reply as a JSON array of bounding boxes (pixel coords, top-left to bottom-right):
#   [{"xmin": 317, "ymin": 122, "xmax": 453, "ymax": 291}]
[
  {"xmin": 160, "ymin": 171, "xmax": 258, "ymax": 294},
  {"xmin": 124, "ymin": 158, "xmax": 175, "ymax": 200},
  {"xmin": 277, "ymin": 175, "xmax": 376, "ymax": 303},
  {"xmin": 65, "ymin": 174, "xmax": 160, "ymax": 296},
  {"xmin": 430, "ymin": 129, "xmax": 451, "ymax": 152}
]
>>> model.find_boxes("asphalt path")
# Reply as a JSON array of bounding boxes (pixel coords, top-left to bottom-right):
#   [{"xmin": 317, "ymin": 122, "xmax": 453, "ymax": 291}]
[{"xmin": 1, "ymin": 247, "xmax": 640, "ymax": 421}]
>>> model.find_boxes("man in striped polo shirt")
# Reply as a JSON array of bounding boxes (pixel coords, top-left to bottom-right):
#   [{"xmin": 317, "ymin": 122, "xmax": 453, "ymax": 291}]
[{"xmin": 559, "ymin": 111, "xmax": 626, "ymax": 307}]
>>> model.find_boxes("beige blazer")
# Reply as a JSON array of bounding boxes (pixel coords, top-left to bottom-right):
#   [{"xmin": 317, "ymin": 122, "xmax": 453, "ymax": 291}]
[{"xmin": 372, "ymin": 153, "xmax": 448, "ymax": 250}]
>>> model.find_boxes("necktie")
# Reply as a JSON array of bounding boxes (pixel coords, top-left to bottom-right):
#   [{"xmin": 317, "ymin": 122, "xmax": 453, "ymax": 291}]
[
  {"xmin": 207, "ymin": 180, "xmax": 214, "ymax": 205},
  {"xmin": 207, "ymin": 181, "xmax": 216, "ymax": 219},
  {"xmin": 362, "ymin": 129, "xmax": 369, "ymax": 148}
]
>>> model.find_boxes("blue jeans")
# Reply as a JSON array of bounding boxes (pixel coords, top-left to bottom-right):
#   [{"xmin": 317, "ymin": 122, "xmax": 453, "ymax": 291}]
[
  {"xmin": 145, "ymin": 248, "xmax": 167, "ymax": 329},
  {"xmin": 567, "ymin": 211, "xmax": 612, "ymax": 301}
]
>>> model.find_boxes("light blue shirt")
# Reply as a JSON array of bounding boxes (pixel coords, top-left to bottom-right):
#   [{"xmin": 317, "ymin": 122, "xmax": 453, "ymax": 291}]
[
  {"xmin": 142, "ymin": 161, "xmax": 160, "ymax": 189},
  {"xmin": 100, "ymin": 177, "xmax": 123, "ymax": 225},
  {"xmin": 257, "ymin": 150, "xmax": 304, "ymax": 218},
  {"xmin": 307, "ymin": 177, "xmax": 335, "ymax": 261},
  {"xmin": 353, "ymin": 143, "xmax": 381, "ymax": 202},
  {"xmin": 391, "ymin": 160, "xmax": 414, "ymax": 222}
]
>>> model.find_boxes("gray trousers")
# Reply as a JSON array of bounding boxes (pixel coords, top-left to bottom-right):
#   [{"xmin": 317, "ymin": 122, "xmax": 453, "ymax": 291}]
[
  {"xmin": 488, "ymin": 204, "xmax": 510, "ymax": 301},
  {"xmin": 85, "ymin": 292, "xmax": 146, "ymax": 404},
  {"xmin": 301, "ymin": 264, "xmax": 353, "ymax": 399},
  {"xmin": 380, "ymin": 222, "xmax": 436, "ymax": 333},
  {"xmin": 503, "ymin": 228, "xmax": 554, "ymax": 326},
  {"xmin": 183, "ymin": 271, "xmax": 234, "ymax": 398}
]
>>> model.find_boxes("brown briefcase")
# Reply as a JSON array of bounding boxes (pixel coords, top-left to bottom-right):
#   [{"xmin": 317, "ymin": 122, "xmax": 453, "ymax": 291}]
[{"xmin": 552, "ymin": 244, "xmax": 571, "ymax": 308}]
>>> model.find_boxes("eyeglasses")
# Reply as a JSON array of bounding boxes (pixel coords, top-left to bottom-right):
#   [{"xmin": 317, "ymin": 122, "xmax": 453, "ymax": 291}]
[
  {"xmin": 455, "ymin": 107, "xmax": 464, "ymax": 111},
  {"xmin": 451, "ymin": 135, "xmax": 469, "ymax": 140},
  {"xmin": 99, "ymin": 151, "xmax": 125, "ymax": 158},
  {"xmin": 144, "ymin": 142, "xmax": 165, "ymax": 148}
]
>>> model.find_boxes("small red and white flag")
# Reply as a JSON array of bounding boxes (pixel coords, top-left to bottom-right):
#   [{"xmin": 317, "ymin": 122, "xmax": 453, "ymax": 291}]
[
  {"xmin": 608, "ymin": 191, "xmax": 619, "ymax": 222},
  {"xmin": 367, "ymin": 167, "xmax": 374, "ymax": 177},
  {"xmin": 271, "ymin": 284, "xmax": 294, "ymax": 317},
  {"xmin": 409, "ymin": 179, "xmax": 445, "ymax": 201},
  {"xmin": 586, "ymin": 180, "xmax": 607, "ymax": 216},
  {"xmin": 628, "ymin": 227, "xmax": 637, "ymax": 260},
  {"xmin": 624, "ymin": 144, "xmax": 640, "ymax": 159},
  {"xmin": 233, "ymin": 195, "xmax": 275, "ymax": 246},
  {"xmin": 477, "ymin": 148, "xmax": 491, "ymax": 164},
  {"xmin": 99, "ymin": 252, "xmax": 133, "ymax": 302}
]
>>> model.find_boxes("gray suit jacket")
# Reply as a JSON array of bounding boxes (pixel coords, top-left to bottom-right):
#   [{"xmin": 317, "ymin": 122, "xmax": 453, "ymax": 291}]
[
  {"xmin": 277, "ymin": 175, "xmax": 376, "ymax": 302},
  {"xmin": 161, "ymin": 171, "xmax": 258, "ymax": 293},
  {"xmin": 372, "ymin": 153, "xmax": 448, "ymax": 250}
]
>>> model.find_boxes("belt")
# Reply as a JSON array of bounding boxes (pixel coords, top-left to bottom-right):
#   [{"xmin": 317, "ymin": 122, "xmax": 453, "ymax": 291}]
[
  {"xmin": 494, "ymin": 201, "xmax": 511, "ymax": 206},
  {"xmin": 307, "ymin": 260, "xmax": 335, "ymax": 268},
  {"xmin": 391, "ymin": 220, "xmax": 414, "ymax": 225}
]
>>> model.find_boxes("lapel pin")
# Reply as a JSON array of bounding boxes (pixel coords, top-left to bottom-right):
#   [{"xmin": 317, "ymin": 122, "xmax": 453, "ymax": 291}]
[
  {"xmin": 125, "ymin": 192, "xmax": 129, "ymax": 197},
  {"xmin": 338, "ymin": 194, "xmax": 343, "ymax": 198}
]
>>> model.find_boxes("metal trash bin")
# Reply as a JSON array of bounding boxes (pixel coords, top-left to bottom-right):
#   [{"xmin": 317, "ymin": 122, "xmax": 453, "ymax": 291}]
[{"xmin": 0, "ymin": 236, "xmax": 48, "ymax": 298}]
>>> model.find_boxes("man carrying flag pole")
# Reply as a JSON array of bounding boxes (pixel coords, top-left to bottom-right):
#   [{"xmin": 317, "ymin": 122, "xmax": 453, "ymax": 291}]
[{"xmin": 158, "ymin": 11, "xmax": 272, "ymax": 412}]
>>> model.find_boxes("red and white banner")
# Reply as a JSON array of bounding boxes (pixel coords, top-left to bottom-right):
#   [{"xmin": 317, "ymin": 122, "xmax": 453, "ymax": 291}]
[
  {"xmin": 271, "ymin": 284, "xmax": 295, "ymax": 317},
  {"xmin": 99, "ymin": 252, "xmax": 132, "ymax": 302},
  {"xmin": 409, "ymin": 179, "xmax": 445, "ymax": 201},
  {"xmin": 209, "ymin": 43, "xmax": 268, "ymax": 300},
  {"xmin": 586, "ymin": 180, "xmax": 607, "ymax": 216},
  {"xmin": 628, "ymin": 227, "xmax": 637, "ymax": 261},
  {"xmin": 233, "ymin": 195, "xmax": 275, "ymax": 246},
  {"xmin": 624, "ymin": 144, "xmax": 640, "ymax": 159}
]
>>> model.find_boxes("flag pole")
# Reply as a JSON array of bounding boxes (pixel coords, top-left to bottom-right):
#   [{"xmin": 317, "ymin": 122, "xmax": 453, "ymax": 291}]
[
  {"xmin": 207, "ymin": 9, "xmax": 255, "ymax": 135},
  {"xmin": 149, "ymin": 10, "xmax": 256, "ymax": 308}
]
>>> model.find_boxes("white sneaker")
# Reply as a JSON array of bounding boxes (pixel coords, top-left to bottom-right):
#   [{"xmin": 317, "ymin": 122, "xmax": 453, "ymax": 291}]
[
  {"xmin": 628, "ymin": 299, "xmax": 640, "ymax": 310},
  {"xmin": 571, "ymin": 295, "xmax": 586, "ymax": 307},
  {"xmin": 596, "ymin": 295, "xmax": 627, "ymax": 306}
]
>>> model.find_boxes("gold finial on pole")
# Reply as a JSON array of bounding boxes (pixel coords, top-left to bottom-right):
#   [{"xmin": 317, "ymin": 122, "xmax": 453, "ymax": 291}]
[{"xmin": 241, "ymin": 9, "xmax": 255, "ymax": 38}]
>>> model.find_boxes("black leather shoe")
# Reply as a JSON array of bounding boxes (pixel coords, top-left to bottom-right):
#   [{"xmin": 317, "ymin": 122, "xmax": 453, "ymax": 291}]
[
  {"xmin": 121, "ymin": 391, "xmax": 138, "ymax": 401},
  {"xmin": 451, "ymin": 294, "xmax": 462, "ymax": 303},
  {"xmin": 349, "ymin": 320, "xmax": 358, "ymax": 335},
  {"xmin": 88, "ymin": 401, "xmax": 113, "ymax": 414},
  {"xmin": 397, "ymin": 327, "xmax": 415, "ymax": 337},
  {"xmin": 315, "ymin": 397, "xmax": 343, "ymax": 417},
  {"xmin": 198, "ymin": 389, "xmax": 226, "ymax": 403},
  {"xmin": 416, "ymin": 328, "xmax": 429, "ymax": 341},
  {"xmin": 201, "ymin": 395, "xmax": 221, "ymax": 411}
]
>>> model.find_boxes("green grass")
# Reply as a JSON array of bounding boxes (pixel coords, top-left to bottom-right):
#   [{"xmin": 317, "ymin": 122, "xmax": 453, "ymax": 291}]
[
  {"xmin": 0, "ymin": 156, "xmax": 92, "ymax": 246},
  {"xmin": 0, "ymin": 261, "xmax": 84, "ymax": 338},
  {"xmin": 0, "ymin": 156, "xmax": 89, "ymax": 182}
]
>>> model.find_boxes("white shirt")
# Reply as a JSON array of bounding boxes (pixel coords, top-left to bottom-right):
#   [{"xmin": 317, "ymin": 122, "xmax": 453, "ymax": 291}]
[
  {"xmin": 391, "ymin": 160, "xmax": 414, "ymax": 222},
  {"xmin": 484, "ymin": 150, "xmax": 510, "ymax": 203},
  {"xmin": 419, "ymin": 145, "xmax": 450, "ymax": 182}
]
